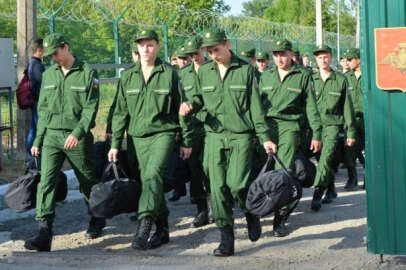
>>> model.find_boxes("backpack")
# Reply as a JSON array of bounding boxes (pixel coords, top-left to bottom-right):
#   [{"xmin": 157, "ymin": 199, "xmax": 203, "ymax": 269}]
[
  {"xmin": 88, "ymin": 162, "xmax": 141, "ymax": 219},
  {"xmin": 16, "ymin": 69, "xmax": 35, "ymax": 110},
  {"xmin": 246, "ymin": 153, "xmax": 303, "ymax": 217},
  {"xmin": 4, "ymin": 158, "xmax": 68, "ymax": 212}
]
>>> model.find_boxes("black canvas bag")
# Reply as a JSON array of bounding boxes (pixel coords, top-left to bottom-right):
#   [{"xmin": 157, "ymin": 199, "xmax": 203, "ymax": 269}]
[
  {"xmin": 294, "ymin": 152, "xmax": 316, "ymax": 188},
  {"xmin": 89, "ymin": 162, "xmax": 141, "ymax": 219},
  {"xmin": 246, "ymin": 153, "xmax": 303, "ymax": 217},
  {"xmin": 4, "ymin": 158, "xmax": 68, "ymax": 212}
]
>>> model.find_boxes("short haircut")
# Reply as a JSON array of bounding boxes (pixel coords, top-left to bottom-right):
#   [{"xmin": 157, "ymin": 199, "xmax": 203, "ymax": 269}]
[{"xmin": 31, "ymin": 39, "xmax": 43, "ymax": 54}]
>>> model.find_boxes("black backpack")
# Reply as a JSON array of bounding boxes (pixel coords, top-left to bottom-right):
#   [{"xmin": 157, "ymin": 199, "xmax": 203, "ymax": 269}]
[
  {"xmin": 4, "ymin": 158, "xmax": 68, "ymax": 213},
  {"xmin": 88, "ymin": 162, "xmax": 141, "ymax": 219},
  {"xmin": 246, "ymin": 153, "xmax": 303, "ymax": 217},
  {"xmin": 294, "ymin": 152, "xmax": 316, "ymax": 188}
]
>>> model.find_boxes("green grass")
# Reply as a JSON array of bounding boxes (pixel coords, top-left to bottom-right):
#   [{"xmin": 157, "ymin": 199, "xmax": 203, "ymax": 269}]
[{"xmin": 92, "ymin": 83, "xmax": 117, "ymax": 141}]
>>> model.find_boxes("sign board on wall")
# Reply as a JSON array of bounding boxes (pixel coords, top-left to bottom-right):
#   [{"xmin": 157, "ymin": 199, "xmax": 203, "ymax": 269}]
[
  {"xmin": 0, "ymin": 38, "xmax": 16, "ymax": 89},
  {"xmin": 375, "ymin": 27, "xmax": 406, "ymax": 92}
]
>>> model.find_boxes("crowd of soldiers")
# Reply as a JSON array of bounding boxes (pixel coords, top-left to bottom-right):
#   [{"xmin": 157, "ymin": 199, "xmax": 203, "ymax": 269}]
[{"xmin": 23, "ymin": 27, "xmax": 364, "ymax": 257}]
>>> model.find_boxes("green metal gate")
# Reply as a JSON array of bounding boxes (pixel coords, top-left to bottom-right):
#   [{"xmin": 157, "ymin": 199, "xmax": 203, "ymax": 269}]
[{"xmin": 360, "ymin": 0, "xmax": 406, "ymax": 255}]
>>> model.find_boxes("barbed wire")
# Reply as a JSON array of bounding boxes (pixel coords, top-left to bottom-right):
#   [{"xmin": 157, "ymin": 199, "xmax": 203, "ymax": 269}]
[{"xmin": 0, "ymin": 0, "xmax": 356, "ymax": 48}]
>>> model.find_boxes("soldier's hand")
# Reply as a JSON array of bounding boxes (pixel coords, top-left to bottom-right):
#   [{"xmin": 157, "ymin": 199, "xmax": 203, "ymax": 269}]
[
  {"xmin": 346, "ymin": 138, "xmax": 356, "ymax": 147},
  {"xmin": 108, "ymin": 148, "xmax": 119, "ymax": 162},
  {"xmin": 64, "ymin": 135, "xmax": 79, "ymax": 150},
  {"xmin": 179, "ymin": 102, "xmax": 193, "ymax": 116},
  {"xmin": 31, "ymin": 146, "xmax": 40, "ymax": 157},
  {"xmin": 179, "ymin": 147, "xmax": 192, "ymax": 160},
  {"xmin": 263, "ymin": 141, "xmax": 277, "ymax": 155},
  {"xmin": 310, "ymin": 140, "xmax": 322, "ymax": 153}
]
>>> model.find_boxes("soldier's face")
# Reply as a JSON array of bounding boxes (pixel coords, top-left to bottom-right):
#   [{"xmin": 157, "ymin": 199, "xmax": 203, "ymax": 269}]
[
  {"xmin": 303, "ymin": 56, "xmax": 310, "ymax": 67},
  {"xmin": 340, "ymin": 58, "xmax": 349, "ymax": 70},
  {"xmin": 51, "ymin": 45, "xmax": 70, "ymax": 65},
  {"xmin": 315, "ymin": 52, "xmax": 332, "ymax": 70},
  {"xmin": 348, "ymin": 58, "xmax": 361, "ymax": 70},
  {"xmin": 273, "ymin": 51, "xmax": 292, "ymax": 69},
  {"xmin": 256, "ymin": 59, "xmax": 270, "ymax": 72},
  {"xmin": 137, "ymin": 39, "xmax": 160, "ymax": 62},
  {"xmin": 207, "ymin": 42, "xmax": 231, "ymax": 64},
  {"xmin": 177, "ymin": 56, "xmax": 190, "ymax": 68},
  {"xmin": 190, "ymin": 48, "xmax": 205, "ymax": 64}
]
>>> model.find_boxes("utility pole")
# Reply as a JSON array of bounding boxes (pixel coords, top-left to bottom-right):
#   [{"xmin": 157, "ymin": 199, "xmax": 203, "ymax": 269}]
[
  {"xmin": 16, "ymin": 0, "xmax": 37, "ymax": 160},
  {"xmin": 316, "ymin": 0, "xmax": 323, "ymax": 46}
]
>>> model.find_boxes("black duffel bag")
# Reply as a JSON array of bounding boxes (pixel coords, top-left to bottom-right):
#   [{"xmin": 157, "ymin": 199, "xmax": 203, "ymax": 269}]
[
  {"xmin": 4, "ymin": 158, "xmax": 68, "ymax": 213},
  {"xmin": 89, "ymin": 162, "xmax": 141, "ymax": 219},
  {"xmin": 246, "ymin": 153, "xmax": 303, "ymax": 217},
  {"xmin": 294, "ymin": 152, "xmax": 316, "ymax": 188}
]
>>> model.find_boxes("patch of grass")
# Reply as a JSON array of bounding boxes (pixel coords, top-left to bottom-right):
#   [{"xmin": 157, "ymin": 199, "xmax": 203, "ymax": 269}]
[{"xmin": 92, "ymin": 83, "xmax": 117, "ymax": 141}]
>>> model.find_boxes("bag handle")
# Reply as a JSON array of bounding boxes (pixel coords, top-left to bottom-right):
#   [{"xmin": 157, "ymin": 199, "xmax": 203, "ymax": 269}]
[
  {"xmin": 258, "ymin": 151, "xmax": 292, "ymax": 178},
  {"xmin": 101, "ymin": 162, "xmax": 128, "ymax": 182},
  {"xmin": 27, "ymin": 157, "xmax": 40, "ymax": 170}
]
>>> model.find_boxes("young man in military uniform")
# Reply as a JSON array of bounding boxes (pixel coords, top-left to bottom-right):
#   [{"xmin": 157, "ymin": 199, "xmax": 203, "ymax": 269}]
[
  {"xmin": 178, "ymin": 35, "xmax": 211, "ymax": 227},
  {"xmin": 239, "ymin": 47, "xmax": 256, "ymax": 66},
  {"xmin": 25, "ymin": 33, "xmax": 102, "ymax": 252},
  {"xmin": 343, "ymin": 48, "xmax": 364, "ymax": 190},
  {"xmin": 310, "ymin": 45, "xmax": 356, "ymax": 211},
  {"xmin": 108, "ymin": 30, "xmax": 184, "ymax": 250},
  {"xmin": 255, "ymin": 51, "xmax": 271, "ymax": 73},
  {"xmin": 179, "ymin": 28, "xmax": 277, "ymax": 257},
  {"xmin": 176, "ymin": 46, "xmax": 191, "ymax": 69},
  {"xmin": 258, "ymin": 39, "xmax": 322, "ymax": 236}
]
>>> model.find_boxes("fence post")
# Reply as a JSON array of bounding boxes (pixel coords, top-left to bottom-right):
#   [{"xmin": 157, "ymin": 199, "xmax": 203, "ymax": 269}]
[
  {"xmin": 152, "ymin": 11, "xmax": 178, "ymax": 62},
  {"xmin": 38, "ymin": 0, "xmax": 70, "ymax": 34},
  {"xmin": 98, "ymin": 5, "xmax": 130, "ymax": 78}
]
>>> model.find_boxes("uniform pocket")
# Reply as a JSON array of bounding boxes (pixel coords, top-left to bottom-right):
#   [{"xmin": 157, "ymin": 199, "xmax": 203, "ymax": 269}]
[
  {"xmin": 126, "ymin": 89, "xmax": 141, "ymax": 95},
  {"xmin": 152, "ymin": 88, "xmax": 171, "ymax": 114},
  {"xmin": 202, "ymin": 86, "xmax": 215, "ymax": 93}
]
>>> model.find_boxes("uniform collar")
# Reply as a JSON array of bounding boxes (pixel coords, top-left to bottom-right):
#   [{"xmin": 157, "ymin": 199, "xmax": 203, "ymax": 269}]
[
  {"xmin": 313, "ymin": 68, "xmax": 337, "ymax": 81},
  {"xmin": 208, "ymin": 50, "xmax": 243, "ymax": 71},
  {"xmin": 133, "ymin": 58, "xmax": 164, "ymax": 74},
  {"xmin": 53, "ymin": 57, "xmax": 83, "ymax": 71}
]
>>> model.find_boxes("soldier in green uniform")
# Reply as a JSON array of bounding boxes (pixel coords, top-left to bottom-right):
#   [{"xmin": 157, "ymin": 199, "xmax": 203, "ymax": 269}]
[
  {"xmin": 108, "ymin": 30, "xmax": 184, "ymax": 250},
  {"xmin": 25, "ymin": 33, "xmax": 103, "ymax": 252},
  {"xmin": 302, "ymin": 53, "xmax": 312, "ymax": 70},
  {"xmin": 310, "ymin": 45, "xmax": 356, "ymax": 211},
  {"xmin": 176, "ymin": 46, "xmax": 191, "ymax": 69},
  {"xmin": 339, "ymin": 52, "xmax": 350, "ymax": 74},
  {"xmin": 258, "ymin": 39, "xmax": 322, "ymax": 235},
  {"xmin": 255, "ymin": 51, "xmax": 271, "ymax": 73},
  {"xmin": 179, "ymin": 28, "xmax": 277, "ymax": 257},
  {"xmin": 239, "ymin": 47, "xmax": 256, "ymax": 66},
  {"xmin": 292, "ymin": 47, "xmax": 302, "ymax": 66},
  {"xmin": 343, "ymin": 48, "xmax": 364, "ymax": 190},
  {"xmin": 178, "ymin": 35, "xmax": 211, "ymax": 227}
]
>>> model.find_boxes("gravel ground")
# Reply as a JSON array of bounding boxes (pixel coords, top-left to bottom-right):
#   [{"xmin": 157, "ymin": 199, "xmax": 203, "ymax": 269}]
[{"xmin": 0, "ymin": 165, "xmax": 405, "ymax": 270}]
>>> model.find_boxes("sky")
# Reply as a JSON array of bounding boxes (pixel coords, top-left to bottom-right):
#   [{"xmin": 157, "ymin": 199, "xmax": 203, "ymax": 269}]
[{"xmin": 224, "ymin": 0, "xmax": 245, "ymax": 16}]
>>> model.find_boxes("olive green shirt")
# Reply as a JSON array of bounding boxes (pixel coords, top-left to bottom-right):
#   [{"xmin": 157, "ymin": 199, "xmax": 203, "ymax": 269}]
[
  {"xmin": 33, "ymin": 58, "xmax": 99, "ymax": 147},
  {"xmin": 178, "ymin": 62, "xmax": 207, "ymax": 133},
  {"xmin": 259, "ymin": 64, "xmax": 322, "ymax": 140},
  {"xmin": 346, "ymin": 70, "xmax": 363, "ymax": 118},
  {"xmin": 184, "ymin": 51, "xmax": 271, "ymax": 146},
  {"xmin": 312, "ymin": 69, "xmax": 357, "ymax": 139},
  {"xmin": 111, "ymin": 58, "xmax": 182, "ymax": 149}
]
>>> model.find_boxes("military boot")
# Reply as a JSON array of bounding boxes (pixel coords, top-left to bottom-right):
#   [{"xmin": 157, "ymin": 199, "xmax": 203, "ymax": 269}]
[
  {"xmin": 311, "ymin": 187, "xmax": 326, "ymax": 212},
  {"xmin": 148, "ymin": 219, "xmax": 169, "ymax": 249},
  {"xmin": 132, "ymin": 216, "xmax": 153, "ymax": 250},
  {"xmin": 191, "ymin": 199, "xmax": 209, "ymax": 228},
  {"xmin": 322, "ymin": 181, "xmax": 337, "ymax": 204},
  {"xmin": 245, "ymin": 212, "xmax": 261, "ymax": 241},
  {"xmin": 344, "ymin": 166, "xmax": 358, "ymax": 191},
  {"xmin": 213, "ymin": 226, "xmax": 234, "ymax": 257},
  {"xmin": 24, "ymin": 219, "xmax": 53, "ymax": 252},
  {"xmin": 85, "ymin": 217, "xmax": 106, "ymax": 239},
  {"xmin": 273, "ymin": 210, "xmax": 289, "ymax": 237}
]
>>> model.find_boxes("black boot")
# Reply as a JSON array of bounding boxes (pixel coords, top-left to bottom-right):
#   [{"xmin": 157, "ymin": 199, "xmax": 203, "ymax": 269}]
[
  {"xmin": 24, "ymin": 219, "xmax": 53, "ymax": 252},
  {"xmin": 132, "ymin": 216, "xmax": 153, "ymax": 250},
  {"xmin": 213, "ymin": 226, "xmax": 234, "ymax": 257},
  {"xmin": 322, "ymin": 182, "xmax": 337, "ymax": 204},
  {"xmin": 245, "ymin": 212, "xmax": 261, "ymax": 242},
  {"xmin": 192, "ymin": 200, "xmax": 209, "ymax": 228},
  {"xmin": 85, "ymin": 217, "xmax": 106, "ymax": 239},
  {"xmin": 344, "ymin": 166, "xmax": 358, "ymax": 191},
  {"xmin": 273, "ymin": 211, "xmax": 289, "ymax": 237},
  {"xmin": 311, "ymin": 187, "xmax": 325, "ymax": 212},
  {"xmin": 148, "ymin": 219, "xmax": 169, "ymax": 249}
]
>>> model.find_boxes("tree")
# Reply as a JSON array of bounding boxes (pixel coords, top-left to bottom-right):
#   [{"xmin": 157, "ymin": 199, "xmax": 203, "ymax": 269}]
[{"xmin": 242, "ymin": 0, "xmax": 273, "ymax": 17}]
